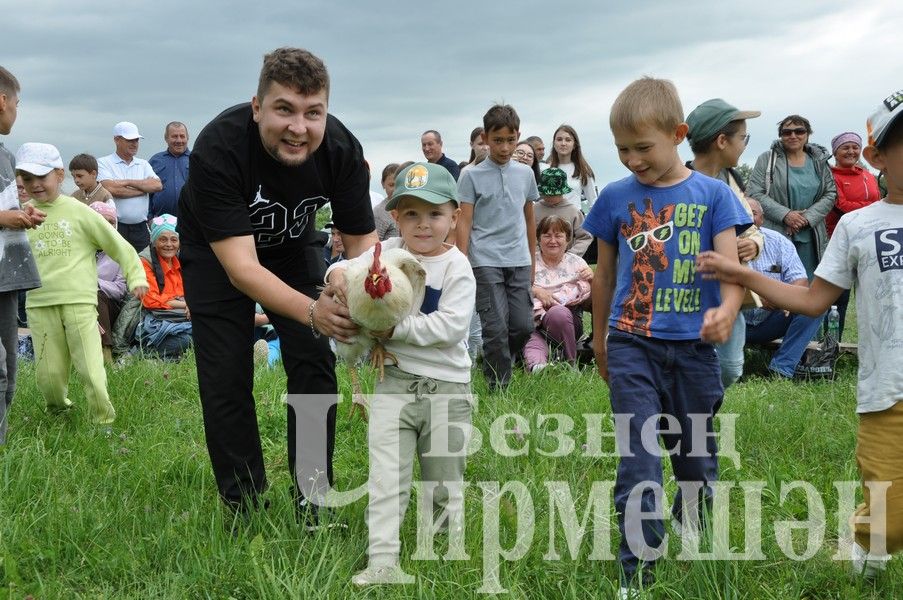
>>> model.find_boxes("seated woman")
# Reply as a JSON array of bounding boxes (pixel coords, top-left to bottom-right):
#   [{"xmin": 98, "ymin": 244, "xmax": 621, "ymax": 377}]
[
  {"xmin": 525, "ymin": 216, "xmax": 592, "ymax": 373},
  {"xmin": 137, "ymin": 214, "xmax": 192, "ymax": 359},
  {"xmin": 89, "ymin": 202, "xmax": 129, "ymax": 363}
]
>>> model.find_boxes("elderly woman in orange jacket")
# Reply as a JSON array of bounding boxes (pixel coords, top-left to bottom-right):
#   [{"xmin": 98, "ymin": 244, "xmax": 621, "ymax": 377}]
[{"xmin": 137, "ymin": 214, "xmax": 192, "ymax": 358}]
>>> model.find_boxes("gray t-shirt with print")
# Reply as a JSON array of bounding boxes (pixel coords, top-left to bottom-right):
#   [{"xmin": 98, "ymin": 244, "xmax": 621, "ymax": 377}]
[
  {"xmin": 0, "ymin": 143, "xmax": 41, "ymax": 293},
  {"xmin": 815, "ymin": 199, "xmax": 903, "ymax": 413}
]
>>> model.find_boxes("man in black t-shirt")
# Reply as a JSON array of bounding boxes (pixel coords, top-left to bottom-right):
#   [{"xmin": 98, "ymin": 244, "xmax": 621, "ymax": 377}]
[{"xmin": 178, "ymin": 48, "xmax": 376, "ymax": 515}]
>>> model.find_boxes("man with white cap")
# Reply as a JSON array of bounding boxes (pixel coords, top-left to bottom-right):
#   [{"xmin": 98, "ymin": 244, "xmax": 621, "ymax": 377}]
[{"xmin": 97, "ymin": 121, "xmax": 162, "ymax": 251}]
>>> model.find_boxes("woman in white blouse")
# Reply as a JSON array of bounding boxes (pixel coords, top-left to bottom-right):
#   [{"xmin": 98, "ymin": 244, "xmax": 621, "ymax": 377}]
[{"xmin": 545, "ymin": 124, "xmax": 597, "ymax": 211}]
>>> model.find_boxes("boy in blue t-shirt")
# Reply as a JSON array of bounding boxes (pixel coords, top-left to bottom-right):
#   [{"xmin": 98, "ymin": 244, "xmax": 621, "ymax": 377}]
[
  {"xmin": 582, "ymin": 77, "xmax": 750, "ymax": 592},
  {"xmin": 456, "ymin": 104, "xmax": 539, "ymax": 391}
]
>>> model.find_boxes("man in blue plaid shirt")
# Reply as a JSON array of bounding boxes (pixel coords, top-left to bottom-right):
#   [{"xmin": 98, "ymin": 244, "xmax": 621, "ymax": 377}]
[{"xmin": 743, "ymin": 198, "xmax": 824, "ymax": 378}]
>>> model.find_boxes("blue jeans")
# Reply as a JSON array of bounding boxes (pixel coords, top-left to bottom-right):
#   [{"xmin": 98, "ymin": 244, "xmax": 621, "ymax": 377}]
[
  {"xmin": 714, "ymin": 312, "xmax": 745, "ymax": 388},
  {"xmin": 744, "ymin": 309, "xmax": 823, "ymax": 377},
  {"xmin": 606, "ymin": 330, "xmax": 723, "ymax": 583}
]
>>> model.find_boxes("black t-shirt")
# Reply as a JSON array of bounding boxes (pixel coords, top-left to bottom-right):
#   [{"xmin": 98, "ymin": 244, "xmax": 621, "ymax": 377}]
[{"xmin": 179, "ymin": 103, "xmax": 374, "ymax": 279}]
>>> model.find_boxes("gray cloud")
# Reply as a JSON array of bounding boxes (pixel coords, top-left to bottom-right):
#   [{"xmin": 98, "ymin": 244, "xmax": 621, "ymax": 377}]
[{"xmin": 4, "ymin": 0, "xmax": 900, "ymax": 195}]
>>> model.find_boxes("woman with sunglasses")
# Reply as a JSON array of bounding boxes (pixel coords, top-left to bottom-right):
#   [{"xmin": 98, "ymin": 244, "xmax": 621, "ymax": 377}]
[
  {"xmin": 748, "ymin": 115, "xmax": 837, "ymax": 279},
  {"xmin": 685, "ymin": 98, "xmax": 766, "ymax": 386}
]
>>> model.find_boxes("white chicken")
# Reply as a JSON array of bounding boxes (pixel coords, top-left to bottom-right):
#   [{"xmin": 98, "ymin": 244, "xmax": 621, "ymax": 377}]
[{"xmin": 332, "ymin": 241, "xmax": 426, "ymax": 420}]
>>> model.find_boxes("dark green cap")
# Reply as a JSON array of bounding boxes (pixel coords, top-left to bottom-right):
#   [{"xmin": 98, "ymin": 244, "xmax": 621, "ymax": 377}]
[{"xmin": 686, "ymin": 98, "xmax": 760, "ymax": 144}]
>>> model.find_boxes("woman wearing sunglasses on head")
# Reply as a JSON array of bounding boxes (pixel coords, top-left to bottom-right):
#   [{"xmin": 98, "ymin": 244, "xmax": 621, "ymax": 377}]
[{"xmin": 747, "ymin": 115, "xmax": 837, "ymax": 279}]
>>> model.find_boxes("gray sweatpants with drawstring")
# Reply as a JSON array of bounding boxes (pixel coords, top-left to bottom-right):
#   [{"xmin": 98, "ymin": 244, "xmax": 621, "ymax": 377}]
[{"xmin": 365, "ymin": 366, "xmax": 473, "ymax": 567}]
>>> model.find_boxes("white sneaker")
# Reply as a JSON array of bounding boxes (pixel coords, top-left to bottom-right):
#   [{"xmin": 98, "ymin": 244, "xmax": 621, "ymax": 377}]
[
  {"xmin": 850, "ymin": 540, "xmax": 890, "ymax": 579},
  {"xmin": 618, "ymin": 586, "xmax": 650, "ymax": 599},
  {"xmin": 352, "ymin": 565, "xmax": 415, "ymax": 586},
  {"xmin": 531, "ymin": 363, "xmax": 548, "ymax": 374},
  {"xmin": 253, "ymin": 339, "xmax": 269, "ymax": 365}
]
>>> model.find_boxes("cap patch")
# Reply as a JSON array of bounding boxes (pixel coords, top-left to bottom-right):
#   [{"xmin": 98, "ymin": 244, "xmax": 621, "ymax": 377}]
[{"xmin": 405, "ymin": 164, "xmax": 429, "ymax": 189}]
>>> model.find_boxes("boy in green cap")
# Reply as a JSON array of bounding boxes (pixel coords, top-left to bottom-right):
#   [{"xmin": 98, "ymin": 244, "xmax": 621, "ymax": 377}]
[
  {"xmin": 685, "ymin": 97, "xmax": 765, "ymax": 387},
  {"xmin": 534, "ymin": 167, "xmax": 593, "ymax": 256},
  {"xmin": 327, "ymin": 162, "xmax": 476, "ymax": 586}
]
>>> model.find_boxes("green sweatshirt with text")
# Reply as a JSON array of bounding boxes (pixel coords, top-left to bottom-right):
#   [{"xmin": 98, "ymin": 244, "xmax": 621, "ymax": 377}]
[{"xmin": 25, "ymin": 194, "xmax": 147, "ymax": 308}]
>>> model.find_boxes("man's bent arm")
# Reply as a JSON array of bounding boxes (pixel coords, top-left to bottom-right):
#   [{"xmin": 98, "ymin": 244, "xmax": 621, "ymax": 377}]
[{"xmin": 210, "ymin": 235, "xmax": 357, "ymax": 340}]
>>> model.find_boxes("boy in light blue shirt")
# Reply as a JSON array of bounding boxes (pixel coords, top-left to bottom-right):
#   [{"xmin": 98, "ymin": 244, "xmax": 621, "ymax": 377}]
[{"xmin": 456, "ymin": 104, "xmax": 539, "ymax": 391}]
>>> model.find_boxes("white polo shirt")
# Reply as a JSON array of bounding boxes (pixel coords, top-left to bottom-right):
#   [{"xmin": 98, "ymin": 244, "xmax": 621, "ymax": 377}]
[{"xmin": 97, "ymin": 153, "xmax": 159, "ymax": 224}]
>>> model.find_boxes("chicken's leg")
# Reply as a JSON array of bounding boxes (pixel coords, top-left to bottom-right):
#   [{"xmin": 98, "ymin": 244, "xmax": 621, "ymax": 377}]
[
  {"xmin": 370, "ymin": 341, "xmax": 398, "ymax": 382},
  {"xmin": 348, "ymin": 366, "xmax": 368, "ymax": 422}
]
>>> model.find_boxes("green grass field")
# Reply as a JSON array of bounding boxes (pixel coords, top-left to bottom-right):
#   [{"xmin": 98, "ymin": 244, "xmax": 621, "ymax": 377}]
[{"xmin": 1, "ymin": 305, "xmax": 899, "ymax": 599}]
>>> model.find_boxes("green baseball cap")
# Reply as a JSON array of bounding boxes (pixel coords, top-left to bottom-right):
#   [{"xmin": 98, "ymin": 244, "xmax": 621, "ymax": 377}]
[
  {"xmin": 386, "ymin": 162, "xmax": 458, "ymax": 210},
  {"xmin": 686, "ymin": 98, "xmax": 760, "ymax": 145}
]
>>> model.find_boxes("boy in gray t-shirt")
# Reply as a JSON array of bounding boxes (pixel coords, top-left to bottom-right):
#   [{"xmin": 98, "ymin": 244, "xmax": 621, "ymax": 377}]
[
  {"xmin": 697, "ymin": 90, "xmax": 903, "ymax": 579},
  {"xmin": 0, "ymin": 66, "xmax": 43, "ymax": 444},
  {"xmin": 456, "ymin": 104, "xmax": 539, "ymax": 391}
]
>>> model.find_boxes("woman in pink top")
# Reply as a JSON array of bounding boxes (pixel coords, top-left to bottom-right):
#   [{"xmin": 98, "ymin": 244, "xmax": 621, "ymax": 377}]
[
  {"xmin": 827, "ymin": 131, "xmax": 881, "ymax": 339},
  {"xmin": 524, "ymin": 216, "xmax": 592, "ymax": 373}
]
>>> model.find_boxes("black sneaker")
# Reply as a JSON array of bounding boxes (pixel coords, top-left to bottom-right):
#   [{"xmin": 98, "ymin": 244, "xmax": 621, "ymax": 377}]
[{"xmin": 576, "ymin": 338, "xmax": 596, "ymax": 366}]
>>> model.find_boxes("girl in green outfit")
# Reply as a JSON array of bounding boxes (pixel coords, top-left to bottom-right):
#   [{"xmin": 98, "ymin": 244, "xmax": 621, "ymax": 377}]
[{"xmin": 16, "ymin": 143, "xmax": 147, "ymax": 425}]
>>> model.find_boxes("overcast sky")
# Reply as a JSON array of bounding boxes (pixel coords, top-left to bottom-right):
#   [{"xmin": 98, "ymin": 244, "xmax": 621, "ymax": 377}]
[{"xmin": 4, "ymin": 0, "xmax": 901, "ymax": 196}]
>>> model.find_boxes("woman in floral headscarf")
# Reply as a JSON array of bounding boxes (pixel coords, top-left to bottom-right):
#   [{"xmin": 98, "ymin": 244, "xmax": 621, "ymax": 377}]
[{"xmin": 137, "ymin": 214, "xmax": 192, "ymax": 359}]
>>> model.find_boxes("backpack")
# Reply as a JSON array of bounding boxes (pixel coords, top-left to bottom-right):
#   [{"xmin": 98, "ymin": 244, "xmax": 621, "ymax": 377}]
[
  {"xmin": 111, "ymin": 295, "xmax": 142, "ymax": 356},
  {"xmin": 793, "ymin": 335, "xmax": 840, "ymax": 381}
]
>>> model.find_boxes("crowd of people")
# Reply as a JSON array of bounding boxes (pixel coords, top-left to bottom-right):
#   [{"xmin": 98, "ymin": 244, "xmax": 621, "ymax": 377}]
[{"xmin": 1, "ymin": 51, "xmax": 901, "ymax": 597}]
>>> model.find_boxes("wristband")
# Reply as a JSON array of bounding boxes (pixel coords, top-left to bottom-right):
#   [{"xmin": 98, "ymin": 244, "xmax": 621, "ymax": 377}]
[{"xmin": 308, "ymin": 300, "xmax": 321, "ymax": 338}]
